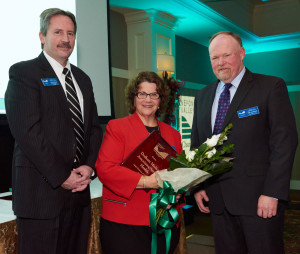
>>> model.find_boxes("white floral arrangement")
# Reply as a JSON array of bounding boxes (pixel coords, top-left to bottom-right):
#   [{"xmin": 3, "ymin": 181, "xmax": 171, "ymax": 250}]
[{"xmin": 156, "ymin": 123, "xmax": 234, "ymax": 192}]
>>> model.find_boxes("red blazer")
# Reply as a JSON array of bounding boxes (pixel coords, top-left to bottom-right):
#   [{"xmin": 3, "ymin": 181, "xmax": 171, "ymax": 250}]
[{"xmin": 95, "ymin": 112, "xmax": 182, "ymax": 226}]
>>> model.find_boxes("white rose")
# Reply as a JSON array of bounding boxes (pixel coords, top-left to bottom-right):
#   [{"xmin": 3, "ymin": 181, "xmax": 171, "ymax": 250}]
[
  {"xmin": 204, "ymin": 134, "xmax": 220, "ymax": 148},
  {"xmin": 219, "ymin": 135, "xmax": 228, "ymax": 145},
  {"xmin": 186, "ymin": 150, "xmax": 196, "ymax": 162},
  {"xmin": 206, "ymin": 148, "xmax": 216, "ymax": 158}
]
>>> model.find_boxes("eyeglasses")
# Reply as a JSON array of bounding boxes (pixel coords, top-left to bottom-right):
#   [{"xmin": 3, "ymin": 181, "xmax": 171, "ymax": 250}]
[{"xmin": 135, "ymin": 92, "xmax": 160, "ymax": 100}]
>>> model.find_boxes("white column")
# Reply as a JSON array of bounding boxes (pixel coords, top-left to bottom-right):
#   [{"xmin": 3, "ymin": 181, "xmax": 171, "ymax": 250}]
[{"xmin": 124, "ymin": 9, "xmax": 177, "ymax": 79}]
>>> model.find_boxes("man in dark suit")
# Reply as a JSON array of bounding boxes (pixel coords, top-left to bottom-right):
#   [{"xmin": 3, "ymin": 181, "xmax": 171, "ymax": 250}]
[
  {"xmin": 5, "ymin": 8, "xmax": 102, "ymax": 254},
  {"xmin": 191, "ymin": 31, "xmax": 298, "ymax": 254}
]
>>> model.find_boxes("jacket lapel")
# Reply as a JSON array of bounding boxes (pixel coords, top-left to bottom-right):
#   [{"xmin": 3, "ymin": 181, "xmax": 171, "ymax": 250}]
[
  {"xmin": 38, "ymin": 53, "xmax": 74, "ymax": 126},
  {"xmin": 204, "ymin": 81, "xmax": 218, "ymax": 136},
  {"xmin": 222, "ymin": 69, "xmax": 253, "ymax": 129},
  {"xmin": 128, "ymin": 113, "xmax": 150, "ymax": 147}
]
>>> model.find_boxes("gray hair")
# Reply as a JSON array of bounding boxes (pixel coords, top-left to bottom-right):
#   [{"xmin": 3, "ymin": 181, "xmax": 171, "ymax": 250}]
[
  {"xmin": 209, "ymin": 31, "xmax": 243, "ymax": 47},
  {"xmin": 39, "ymin": 8, "xmax": 77, "ymax": 49}
]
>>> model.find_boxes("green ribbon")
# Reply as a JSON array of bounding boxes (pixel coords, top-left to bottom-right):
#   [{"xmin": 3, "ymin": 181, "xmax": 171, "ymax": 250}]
[{"xmin": 149, "ymin": 181, "xmax": 185, "ymax": 254}]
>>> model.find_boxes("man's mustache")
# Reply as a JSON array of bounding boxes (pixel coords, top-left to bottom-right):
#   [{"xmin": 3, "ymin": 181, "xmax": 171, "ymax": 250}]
[{"xmin": 58, "ymin": 42, "xmax": 71, "ymax": 48}]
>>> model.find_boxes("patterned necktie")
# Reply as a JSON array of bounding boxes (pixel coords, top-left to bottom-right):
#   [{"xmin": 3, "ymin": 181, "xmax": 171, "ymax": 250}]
[
  {"xmin": 63, "ymin": 68, "xmax": 84, "ymax": 164},
  {"xmin": 213, "ymin": 83, "xmax": 232, "ymax": 135}
]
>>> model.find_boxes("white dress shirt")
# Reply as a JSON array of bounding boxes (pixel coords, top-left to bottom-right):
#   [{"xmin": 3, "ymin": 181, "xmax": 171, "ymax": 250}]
[{"xmin": 43, "ymin": 51, "xmax": 84, "ymax": 120}]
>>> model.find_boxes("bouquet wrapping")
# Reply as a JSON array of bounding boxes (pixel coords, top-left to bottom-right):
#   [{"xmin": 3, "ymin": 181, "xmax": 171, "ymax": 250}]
[{"xmin": 156, "ymin": 167, "xmax": 211, "ymax": 193}]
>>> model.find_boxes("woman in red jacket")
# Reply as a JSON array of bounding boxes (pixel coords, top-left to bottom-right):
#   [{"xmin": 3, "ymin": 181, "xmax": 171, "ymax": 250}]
[{"xmin": 95, "ymin": 71, "xmax": 183, "ymax": 254}]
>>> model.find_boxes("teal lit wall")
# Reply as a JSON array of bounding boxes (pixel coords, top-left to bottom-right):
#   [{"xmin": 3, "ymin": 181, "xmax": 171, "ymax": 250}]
[
  {"xmin": 176, "ymin": 37, "xmax": 300, "ymax": 86},
  {"xmin": 175, "ymin": 36, "xmax": 215, "ymax": 84},
  {"xmin": 244, "ymin": 48, "xmax": 300, "ymax": 85}
]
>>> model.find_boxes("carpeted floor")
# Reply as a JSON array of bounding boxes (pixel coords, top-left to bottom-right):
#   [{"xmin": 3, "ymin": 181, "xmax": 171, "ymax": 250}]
[
  {"xmin": 284, "ymin": 205, "xmax": 300, "ymax": 253},
  {"xmin": 185, "ymin": 190, "xmax": 300, "ymax": 254}
]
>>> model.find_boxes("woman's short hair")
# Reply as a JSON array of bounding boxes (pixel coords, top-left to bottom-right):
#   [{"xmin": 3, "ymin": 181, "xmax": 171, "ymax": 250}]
[{"xmin": 125, "ymin": 71, "xmax": 169, "ymax": 116}]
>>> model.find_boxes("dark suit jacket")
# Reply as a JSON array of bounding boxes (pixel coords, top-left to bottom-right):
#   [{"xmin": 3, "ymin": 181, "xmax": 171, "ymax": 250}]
[
  {"xmin": 191, "ymin": 69, "xmax": 298, "ymax": 216},
  {"xmin": 5, "ymin": 52, "xmax": 102, "ymax": 219},
  {"xmin": 95, "ymin": 112, "xmax": 182, "ymax": 226}
]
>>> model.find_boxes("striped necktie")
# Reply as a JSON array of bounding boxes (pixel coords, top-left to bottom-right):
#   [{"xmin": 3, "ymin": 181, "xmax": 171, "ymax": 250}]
[
  {"xmin": 213, "ymin": 83, "xmax": 232, "ymax": 135},
  {"xmin": 63, "ymin": 67, "xmax": 84, "ymax": 164}
]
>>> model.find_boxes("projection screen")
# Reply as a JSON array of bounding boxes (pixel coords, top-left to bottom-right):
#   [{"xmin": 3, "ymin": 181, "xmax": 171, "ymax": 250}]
[{"xmin": 0, "ymin": 0, "xmax": 113, "ymax": 120}]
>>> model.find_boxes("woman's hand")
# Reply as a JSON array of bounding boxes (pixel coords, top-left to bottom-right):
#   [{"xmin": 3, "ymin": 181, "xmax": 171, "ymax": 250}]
[{"xmin": 136, "ymin": 173, "xmax": 159, "ymax": 189}]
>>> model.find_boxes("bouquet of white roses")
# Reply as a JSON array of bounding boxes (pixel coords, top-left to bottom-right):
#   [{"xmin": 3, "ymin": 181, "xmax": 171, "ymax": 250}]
[
  {"xmin": 156, "ymin": 123, "xmax": 234, "ymax": 192},
  {"xmin": 149, "ymin": 124, "xmax": 234, "ymax": 254}
]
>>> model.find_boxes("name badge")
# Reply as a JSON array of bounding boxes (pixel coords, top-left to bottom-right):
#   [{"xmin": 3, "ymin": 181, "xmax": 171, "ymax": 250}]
[
  {"xmin": 41, "ymin": 78, "xmax": 60, "ymax": 86},
  {"xmin": 237, "ymin": 106, "xmax": 259, "ymax": 118}
]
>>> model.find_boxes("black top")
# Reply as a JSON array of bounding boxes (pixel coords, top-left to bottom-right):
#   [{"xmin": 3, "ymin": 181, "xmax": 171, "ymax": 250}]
[{"xmin": 145, "ymin": 125, "xmax": 160, "ymax": 134}]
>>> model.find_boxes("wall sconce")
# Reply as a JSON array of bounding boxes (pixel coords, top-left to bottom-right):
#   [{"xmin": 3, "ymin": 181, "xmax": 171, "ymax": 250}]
[{"xmin": 157, "ymin": 54, "xmax": 175, "ymax": 79}]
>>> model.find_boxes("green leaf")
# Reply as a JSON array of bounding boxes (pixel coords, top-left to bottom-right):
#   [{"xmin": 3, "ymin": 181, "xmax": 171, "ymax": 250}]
[
  {"xmin": 177, "ymin": 151, "xmax": 188, "ymax": 161},
  {"xmin": 204, "ymin": 161, "xmax": 233, "ymax": 175},
  {"xmin": 169, "ymin": 156, "xmax": 190, "ymax": 171},
  {"xmin": 197, "ymin": 143, "xmax": 208, "ymax": 154}
]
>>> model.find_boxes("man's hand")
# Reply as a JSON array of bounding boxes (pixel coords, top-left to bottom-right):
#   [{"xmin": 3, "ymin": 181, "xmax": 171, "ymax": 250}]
[
  {"xmin": 61, "ymin": 165, "xmax": 93, "ymax": 192},
  {"xmin": 257, "ymin": 195, "xmax": 278, "ymax": 218},
  {"xmin": 166, "ymin": 194, "xmax": 183, "ymax": 210},
  {"xmin": 73, "ymin": 165, "xmax": 93, "ymax": 180},
  {"xmin": 194, "ymin": 190, "xmax": 210, "ymax": 213}
]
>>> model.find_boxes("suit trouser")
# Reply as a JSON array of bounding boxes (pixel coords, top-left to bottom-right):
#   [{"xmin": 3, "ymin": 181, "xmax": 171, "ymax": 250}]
[
  {"xmin": 211, "ymin": 203, "xmax": 285, "ymax": 254},
  {"xmin": 16, "ymin": 196, "xmax": 91, "ymax": 254}
]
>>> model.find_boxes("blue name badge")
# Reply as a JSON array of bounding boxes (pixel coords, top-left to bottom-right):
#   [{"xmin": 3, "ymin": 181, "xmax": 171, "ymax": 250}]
[
  {"xmin": 237, "ymin": 106, "xmax": 260, "ymax": 118},
  {"xmin": 41, "ymin": 78, "xmax": 60, "ymax": 86}
]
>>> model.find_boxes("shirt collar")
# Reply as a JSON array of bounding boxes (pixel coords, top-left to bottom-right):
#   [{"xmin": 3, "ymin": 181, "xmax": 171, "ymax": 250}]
[
  {"xmin": 43, "ymin": 51, "xmax": 71, "ymax": 75},
  {"xmin": 218, "ymin": 67, "xmax": 246, "ymax": 91}
]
